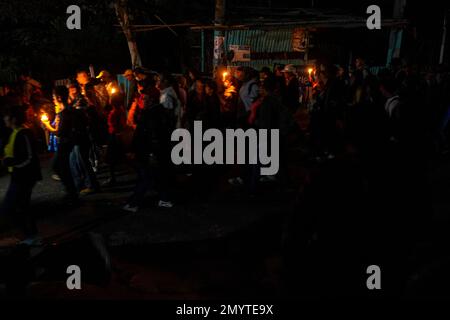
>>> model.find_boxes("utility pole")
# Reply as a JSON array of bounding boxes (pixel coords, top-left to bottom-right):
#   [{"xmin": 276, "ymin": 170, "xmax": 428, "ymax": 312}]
[
  {"xmin": 439, "ymin": 12, "xmax": 448, "ymax": 65},
  {"xmin": 213, "ymin": 0, "xmax": 226, "ymax": 72}
]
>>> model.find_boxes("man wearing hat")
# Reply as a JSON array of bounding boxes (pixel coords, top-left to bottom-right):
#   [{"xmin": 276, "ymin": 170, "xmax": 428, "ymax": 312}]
[
  {"xmin": 96, "ymin": 70, "xmax": 120, "ymax": 102},
  {"xmin": 133, "ymin": 67, "xmax": 150, "ymax": 81},
  {"xmin": 122, "ymin": 69, "xmax": 136, "ymax": 109},
  {"xmin": 281, "ymin": 64, "xmax": 300, "ymax": 113}
]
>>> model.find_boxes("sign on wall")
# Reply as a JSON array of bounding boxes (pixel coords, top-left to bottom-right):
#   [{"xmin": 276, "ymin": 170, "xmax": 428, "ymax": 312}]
[
  {"xmin": 292, "ymin": 28, "xmax": 308, "ymax": 52},
  {"xmin": 229, "ymin": 45, "xmax": 251, "ymax": 62},
  {"xmin": 214, "ymin": 36, "xmax": 225, "ymax": 61}
]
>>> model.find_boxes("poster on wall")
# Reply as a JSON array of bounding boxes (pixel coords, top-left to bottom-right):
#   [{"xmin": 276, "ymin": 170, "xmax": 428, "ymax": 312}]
[
  {"xmin": 292, "ymin": 28, "xmax": 308, "ymax": 52},
  {"xmin": 214, "ymin": 36, "xmax": 225, "ymax": 61},
  {"xmin": 229, "ymin": 45, "xmax": 251, "ymax": 62}
]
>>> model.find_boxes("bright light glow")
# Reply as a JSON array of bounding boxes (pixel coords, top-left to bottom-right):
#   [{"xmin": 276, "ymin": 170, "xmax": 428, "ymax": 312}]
[
  {"xmin": 111, "ymin": 88, "xmax": 117, "ymax": 94},
  {"xmin": 41, "ymin": 114, "xmax": 49, "ymax": 122},
  {"xmin": 224, "ymin": 83, "xmax": 236, "ymax": 98},
  {"xmin": 308, "ymin": 68, "xmax": 313, "ymax": 75},
  {"xmin": 222, "ymin": 72, "xmax": 228, "ymax": 81}
]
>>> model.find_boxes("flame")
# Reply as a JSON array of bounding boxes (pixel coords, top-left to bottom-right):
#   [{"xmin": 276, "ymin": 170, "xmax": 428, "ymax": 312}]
[
  {"xmin": 223, "ymin": 74, "xmax": 236, "ymax": 98},
  {"xmin": 224, "ymin": 85, "xmax": 236, "ymax": 98},
  {"xmin": 222, "ymin": 72, "xmax": 228, "ymax": 82},
  {"xmin": 308, "ymin": 68, "xmax": 313, "ymax": 75},
  {"xmin": 41, "ymin": 114, "xmax": 49, "ymax": 122},
  {"xmin": 111, "ymin": 87, "xmax": 117, "ymax": 94}
]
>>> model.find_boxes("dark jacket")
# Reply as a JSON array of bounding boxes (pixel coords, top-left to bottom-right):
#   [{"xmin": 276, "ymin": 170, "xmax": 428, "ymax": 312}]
[
  {"xmin": 198, "ymin": 94, "xmax": 221, "ymax": 129},
  {"xmin": 282, "ymin": 77, "xmax": 300, "ymax": 111},
  {"xmin": 72, "ymin": 107, "xmax": 90, "ymax": 146},
  {"xmin": 132, "ymin": 102, "xmax": 171, "ymax": 163},
  {"xmin": 186, "ymin": 91, "xmax": 205, "ymax": 127},
  {"xmin": 256, "ymin": 94, "xmax": 293, "ymax": 136},
  {"xmin": 256, "ymin": 95, "xmax": 280, "ymax": 130},
  {"xmin": 57, "ymin": 108, "xmax": 74, "ymax": 147}
]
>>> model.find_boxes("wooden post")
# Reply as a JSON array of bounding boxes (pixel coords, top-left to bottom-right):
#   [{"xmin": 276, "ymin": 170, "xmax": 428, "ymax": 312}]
[
  {"xmin": 201, "ymin": 29, "xmax": 205, "ymax": 73},
  {"xmin": 439, "ymin": 13, "xmax": 448, "ymax": 65},
  {"xmin": 386, "ymin": 0, "xmax": 406, "ymax": 66},
  {"xmin": 213, "ymin": 0, "xmax": 226, "ymax": 71},
  {"xmin": 115, "ymin": 0, "xmax": 142, "ymax": 68}
]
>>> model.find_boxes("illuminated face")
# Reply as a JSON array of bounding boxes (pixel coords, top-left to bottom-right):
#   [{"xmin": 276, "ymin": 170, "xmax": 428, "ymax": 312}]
[
  {"xmin": 69, "ymin": 87, "xmax": 78, "ymax": 96},
  {"xmin": 235, "ymin": 70, "xmax": 244, "ymax": 81},
  {"xmin": 76, "ymin": 72, "xmax": 89, "ymax": 85},
  {"xmin": 178, "ymin": 77, "xmax": 187, "ymax": 88},
  {"xmin": 158, "ymin": 79, "xmax": 166, "ymax": 90},
  {"xmin": 356, "ymin": 58, "xmax": 364, "ymax": 69},
  {"xmin": 135, "ymin": 73, "xmax": 147, "ymax": 81},
  {"xmin": 125, "ymin": 74, "xmax": 134, "ymax": 81},
  {"xmin": 205, "ymin": 85, "xmax": 213, "ymax": 96},
  {"xmin": 275, "ymin": 68, "xmax": 283, "ymax": 77},
  {"xmin": 195, "ymin": 80, "xmax": 204, "ymax": 94}
]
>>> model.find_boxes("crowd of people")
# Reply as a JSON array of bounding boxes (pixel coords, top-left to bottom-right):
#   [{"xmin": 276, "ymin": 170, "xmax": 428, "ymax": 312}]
[{"xmin": 0, "ymin": 57, "xmax": 450, "ymax": 259}]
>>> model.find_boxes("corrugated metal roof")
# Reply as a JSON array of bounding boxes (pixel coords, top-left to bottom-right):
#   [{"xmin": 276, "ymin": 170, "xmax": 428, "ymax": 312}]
[
  {"xmin": 227, "ymin": 59, "xmax": 305, "ymax": 70},
  {"xmin": 224, "ymin": 28, "xmax": 294, "ymax": 53},
  {"xmin": 223, "ymin": 28, "xmax": 305, "ymax": 69}
]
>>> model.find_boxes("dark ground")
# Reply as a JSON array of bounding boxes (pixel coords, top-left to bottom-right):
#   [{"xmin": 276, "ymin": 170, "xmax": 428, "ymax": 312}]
[
  {"xmin": 0, "ymin": 147, "xmax": 304, "ymax": 299},
  {"xmin": 1, "ymin": 126, "xmax": 450, "ymax": 299}
]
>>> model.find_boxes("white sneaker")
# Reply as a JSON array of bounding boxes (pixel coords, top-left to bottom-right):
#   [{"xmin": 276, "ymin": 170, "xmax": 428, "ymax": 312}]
[
  {"xmin": 259, "ymin": 175, "xmax": 277, "ymax": 182},
  {"xmin": 122, "ymin": 204, "xmax": 138, "ymax": 213},
  {"xmin": 228, "ymin": 177, "xmax": 244, "ymax": 186},
  {"xmin": 158, "ymin": 200, "xmax": 173, "ymax": 208}
]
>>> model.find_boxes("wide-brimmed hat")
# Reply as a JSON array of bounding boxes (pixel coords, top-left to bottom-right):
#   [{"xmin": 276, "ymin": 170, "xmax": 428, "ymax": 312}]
[{"xmin": 281, "ymin": 64, "xmax": 296, "ymax": 73}]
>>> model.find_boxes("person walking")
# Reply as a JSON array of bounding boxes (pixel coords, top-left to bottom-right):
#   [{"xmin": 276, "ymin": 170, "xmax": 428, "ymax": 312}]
[
  {"xmin": 53, "ymin": 86, "xmax": 79, "ymax": 204},
  {"xmin": 1, "ymin": 106, "xmax": 42, "ymax": 245},
  {"xmin": 123, "ymin": 80, "xmax": 173, "ymax": 212},
  {"xmin": 103, "ymin": 95, "xmax": 127, "ymax": 186}
]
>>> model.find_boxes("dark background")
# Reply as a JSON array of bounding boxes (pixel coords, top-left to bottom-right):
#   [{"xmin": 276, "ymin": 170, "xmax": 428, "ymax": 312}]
[{"xmin": 0, "ymin": 0, "xmax": 449, "ymax": 85}]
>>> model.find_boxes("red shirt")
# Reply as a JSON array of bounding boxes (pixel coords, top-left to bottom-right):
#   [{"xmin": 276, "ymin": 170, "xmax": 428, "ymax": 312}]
[{"xmin": 108, "ymin": 106, "xmax": 127, "ymax": 134}]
